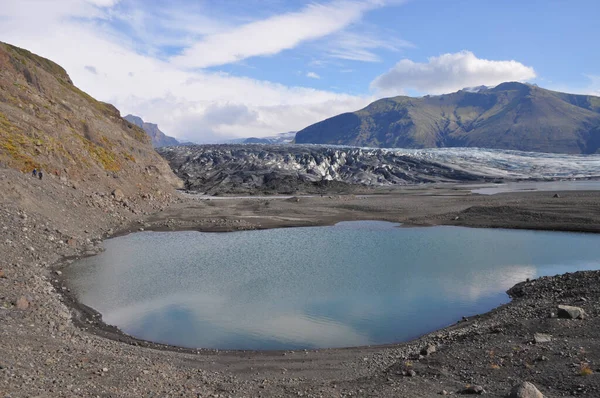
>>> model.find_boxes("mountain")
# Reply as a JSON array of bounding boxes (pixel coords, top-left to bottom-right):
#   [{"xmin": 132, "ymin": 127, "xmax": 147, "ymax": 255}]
[
  {"xmin": 0, "ymin": 42, "xmax": 181, "ymax": 190},
  {"xmin": 295, "ymin": 82, "xmax": 600, "ymax": 154},
  {"xmin": 227, "ymin": 131, "xmax": 296, "ymax": 145},
  {"xmin": 124, "ymin": 114, "xmax": 179, "ymax": 148}
]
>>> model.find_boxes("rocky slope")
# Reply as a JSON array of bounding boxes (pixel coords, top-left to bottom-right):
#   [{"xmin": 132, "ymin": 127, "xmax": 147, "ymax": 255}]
[
  {"xmin": 157, "ymin": 144, "xmax": 486, "ymax": 194},
  {"xmin": 0, "ymin": 42, "xmax": 181, "ymax": 196},
  {"xmin": 295, "ymin": 82, "xmax": 600, "ymax": 154},
  {"xmin": 124, "ymin": 114, "xmax": 180, "ymax": 148}
]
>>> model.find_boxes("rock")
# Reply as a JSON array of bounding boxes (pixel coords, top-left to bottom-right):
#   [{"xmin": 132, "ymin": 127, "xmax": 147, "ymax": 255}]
[
  {"xmin": 508, "ymin": 381, "xmax": 544, "ymax": 398},
  {"xmin": 553, "ymin": 193, "xmax": 560, "ymax": 198},
  {"xmin": 461, "ymin": 385, "xmax": 485, "ymax": 395},
  {"xmin": 111, "ymin": 188, "xmax": 124, "ymax": 201},
  {"xmin": 533, "ymin": 333, "xmax": 552, "ymax": 344},
  {"xmin": 16, "ymin": 296, "xmax": 30, "ymax": 310},
  {"xmin": 440, "ymin": 390, "xmax": 448, "ymax": 396},
  {"xmin": 0, "ymin": 269, "xmax": 6, "ymax": 278},
  {"xmin": 55, "ymin": 270, "xmax": 62, "ymax": 276},
  {"xmin": 420, "ymin": 344, "xmax": 437, "ymax": 356},
  {"xmin": 557, "ymin": 305, "xmax": 586, "ymax": 319},
  {"xmin": 403, "ymin": 369, "xmax": 416, "ymax": 377}
]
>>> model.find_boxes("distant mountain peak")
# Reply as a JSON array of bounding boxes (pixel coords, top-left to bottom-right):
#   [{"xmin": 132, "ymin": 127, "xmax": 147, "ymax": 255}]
[
  {"xmin": 124, "ymin": 115, "xmax": 179, "ymax": 148},
  {"xmin": 461, "ymin": 85, "xmax": 489, "ymax": 93}
]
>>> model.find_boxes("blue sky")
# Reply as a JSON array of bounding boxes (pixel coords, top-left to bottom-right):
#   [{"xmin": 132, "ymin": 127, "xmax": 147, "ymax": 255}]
[{"xmin": 0, "ymin": 0, "xmax": 599, "ymax": 142}]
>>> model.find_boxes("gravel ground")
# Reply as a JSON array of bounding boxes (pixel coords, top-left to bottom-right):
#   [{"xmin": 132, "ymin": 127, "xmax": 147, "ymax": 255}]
[{"xmin": 2, "ymin": 167, "xmax": 600, "ymax": 397}]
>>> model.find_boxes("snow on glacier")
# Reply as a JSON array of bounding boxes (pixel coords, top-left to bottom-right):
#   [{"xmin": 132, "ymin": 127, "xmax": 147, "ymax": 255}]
[{"xmin": 372, "ymin": 147, "xmax": 600, "ymax": 180}]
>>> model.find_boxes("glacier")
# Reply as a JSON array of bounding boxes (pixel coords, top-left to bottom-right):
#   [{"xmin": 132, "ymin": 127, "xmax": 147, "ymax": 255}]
[{"xmin": 157, "ymin": 144, "xmax": 600, "ymax": 194}]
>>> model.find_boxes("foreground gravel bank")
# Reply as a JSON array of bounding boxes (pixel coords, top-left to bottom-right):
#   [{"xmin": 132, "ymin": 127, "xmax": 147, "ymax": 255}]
[{"xmin": 2, "ymin": 169, "xmax": 600, "ymax": 397}]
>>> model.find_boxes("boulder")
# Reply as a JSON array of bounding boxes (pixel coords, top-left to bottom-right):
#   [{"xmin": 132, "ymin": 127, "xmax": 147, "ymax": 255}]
[
  {"xmin": 420, "ymin": 344, "xmax": 437, "ymax": 356},
  {"xmin": 533, "ymin": 333, "xmax": 552, "ymax": 344},
  {"xmin": 508, "ymin": 381, "xmax": 544, "ymax": 398},
  {"xmin": 557, "ymin": 305, "xmax": 586, "ymax": 319},
  {"xmin": 111, "ymin": 188, "xmax": 125, "ymax": 201},
  {"xmin": 461, "ymin": 385, "xmax": 485, "ymax": 395},
  {"xmin": 16, "ymin": 296, "xmax": 30, "ymax": 310}
]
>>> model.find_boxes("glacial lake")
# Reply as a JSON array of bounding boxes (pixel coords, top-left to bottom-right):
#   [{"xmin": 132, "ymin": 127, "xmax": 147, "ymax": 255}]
[{"xmin": 66, "ymin": 221, "xmax": 600, "ymax": 350}]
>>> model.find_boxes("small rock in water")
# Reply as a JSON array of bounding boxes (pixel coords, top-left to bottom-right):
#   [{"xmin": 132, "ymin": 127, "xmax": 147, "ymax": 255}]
[
  {"xmin": 420, "ymin": 344, "xmax": 436, "ymax": 356},
  {"xmin": 508, "ymin": 381, "xmax": 544, "ymax": 398},
  {"xmin": 557, "ymin": 305, "xmax": 586, "ymax": 319},
  {"xmin": 533, "ymin": 333, "xmax": 552, "ymax": 344},
  {"xmin": 460, "ymin": 385, "xmax": 485, "ymax": 395}
]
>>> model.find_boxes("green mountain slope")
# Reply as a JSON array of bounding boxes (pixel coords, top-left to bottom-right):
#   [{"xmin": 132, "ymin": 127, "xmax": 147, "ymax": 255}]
[{"xmin": 295, "ymin": 82, "xmax": 600, "ymax": 154}]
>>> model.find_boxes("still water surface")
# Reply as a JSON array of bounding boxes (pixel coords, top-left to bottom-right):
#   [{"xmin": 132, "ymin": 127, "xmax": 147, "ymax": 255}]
[{"xmin": 67, "ymin": 221, "xmax": 600, "ymax": 350}]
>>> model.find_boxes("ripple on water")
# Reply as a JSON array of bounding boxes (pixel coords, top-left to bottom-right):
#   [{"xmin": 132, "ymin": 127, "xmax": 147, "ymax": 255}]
[{"xmin": 66, "ymin": 221, "xmax": 600, "ymax": 350}]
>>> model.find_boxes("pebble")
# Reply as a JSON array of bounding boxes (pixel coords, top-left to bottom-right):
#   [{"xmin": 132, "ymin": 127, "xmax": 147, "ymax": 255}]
[{"xmin": 16, "ymin": 296, "xmax": 30, "ymax": 310}]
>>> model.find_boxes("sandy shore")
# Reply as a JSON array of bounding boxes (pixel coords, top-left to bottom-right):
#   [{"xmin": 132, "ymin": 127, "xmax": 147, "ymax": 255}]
[{"xmin": 2, "ymin": 176, "xmax": 600, "ymax": 397}]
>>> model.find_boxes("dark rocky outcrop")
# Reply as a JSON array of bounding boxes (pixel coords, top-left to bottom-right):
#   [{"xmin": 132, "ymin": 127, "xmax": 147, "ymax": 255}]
[{"xmin": 157, "ymin": 144, "xmax": 486, "ymax": 194}]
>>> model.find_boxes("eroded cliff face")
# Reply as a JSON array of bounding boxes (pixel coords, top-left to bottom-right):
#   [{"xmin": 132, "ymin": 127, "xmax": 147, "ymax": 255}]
[
  {"xmin": 157, "ymin": 144, "xmax": 485, "ymax": 194},
  {"xmin": 0, "ymin": 42, "xmax": 182, "ymax": 197}
]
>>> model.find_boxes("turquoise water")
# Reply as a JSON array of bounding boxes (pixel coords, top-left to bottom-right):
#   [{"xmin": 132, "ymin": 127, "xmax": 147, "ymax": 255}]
[{"xmin": 66, "ymin": 221, "xmax": 600, "ymax": 350}]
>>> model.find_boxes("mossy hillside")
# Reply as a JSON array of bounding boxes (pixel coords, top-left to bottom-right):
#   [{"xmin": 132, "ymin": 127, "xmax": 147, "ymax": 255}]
[
  {"xmin": 0, "ymin": 43, "xmax": 153, "ymax": 176},
  {"xmin": 0, "ymin": 41, "xmax": 181, "ymax": 190}
]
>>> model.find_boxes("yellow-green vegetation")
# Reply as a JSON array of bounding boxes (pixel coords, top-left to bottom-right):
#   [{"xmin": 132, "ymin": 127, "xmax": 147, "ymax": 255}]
[
  {"xmin": 0, "ymin": 112, "xmax": 37, "ymax": 171},
  {"xmin": 74, "ymin": 134, "xmax": 121, "ymax": 172},
  {"xmin": 580, "ymin": 363, "xmax": 593, "ymax": 376},
  {"xmin": 5, "ymin": 43, "xmax": 71, "ymax": 83},
  {"xmin": 122, "ymin": 151, "xmax": 136, "ymax": 163}
]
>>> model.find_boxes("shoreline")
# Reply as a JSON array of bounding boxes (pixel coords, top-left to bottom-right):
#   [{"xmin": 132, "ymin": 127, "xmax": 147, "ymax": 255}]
[
  {"xmin": 54, "ymin": 195, "xmax": 600, "ymax": 356},
  {"xmin": 4, "ymin": 182, "xmax": 600, "ymax": 396}
]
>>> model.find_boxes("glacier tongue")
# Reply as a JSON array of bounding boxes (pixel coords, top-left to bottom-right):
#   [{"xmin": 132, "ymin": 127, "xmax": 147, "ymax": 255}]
[
  {"xmin": 157, "ymin": 144, "xmax": 600, "ymax": 194},
  {"xmin": 390, "ymin": 147, "xmax": 600, "ymax": 179}
]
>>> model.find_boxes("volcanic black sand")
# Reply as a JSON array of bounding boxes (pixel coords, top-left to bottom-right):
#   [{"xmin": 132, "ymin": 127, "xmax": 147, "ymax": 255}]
[{"xmin": 2, "ymin": 177, "xmax": 600, "ymax": 397}]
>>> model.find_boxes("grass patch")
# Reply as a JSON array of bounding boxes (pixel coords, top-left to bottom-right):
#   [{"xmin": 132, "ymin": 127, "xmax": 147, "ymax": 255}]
[
  {"xmin": 580, "ymin": 363, "xmax": 593, "ymax": 376},
  {"xmin": 74, "ymin": 134, "xmax": 121, "ymax": 172}
]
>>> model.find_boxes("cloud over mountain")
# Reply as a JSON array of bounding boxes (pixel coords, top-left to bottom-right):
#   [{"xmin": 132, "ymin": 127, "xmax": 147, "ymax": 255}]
[{"xmin": 371, "ymin": 51, "xmax": 536, "ymax": 95}]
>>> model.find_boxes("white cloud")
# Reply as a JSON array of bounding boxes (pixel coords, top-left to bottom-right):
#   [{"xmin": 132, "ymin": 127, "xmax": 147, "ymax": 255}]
[
  {"xmin": 87, "ymin": 0, "xmax": 120, "ymax": 6},
  {"xmin": 306, "ymin": 72, "xmax": 321, "ymax": 79},
  {"xmin": 371, "ymin": 51, "xmax": 537, "ymax": 95},
  {"xmin": 327, "ymin": 31, "xmax": 413, "ymax": 62},
  {"xmin": 0, "ymin": 0, "xmax": 374, "ymax": 142},
  {"xmin": 171, "ymin": 0, "xmax": 385, "ymax": 68},
  {"xmin": 585, "ymin": 74, "xmax": 600, "ymax": 96}
]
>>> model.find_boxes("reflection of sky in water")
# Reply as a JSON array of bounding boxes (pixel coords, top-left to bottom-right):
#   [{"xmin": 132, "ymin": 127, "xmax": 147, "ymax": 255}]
[{"xmin": 66, "ymin": 222, "xmax": 600, "ymax": 350}]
